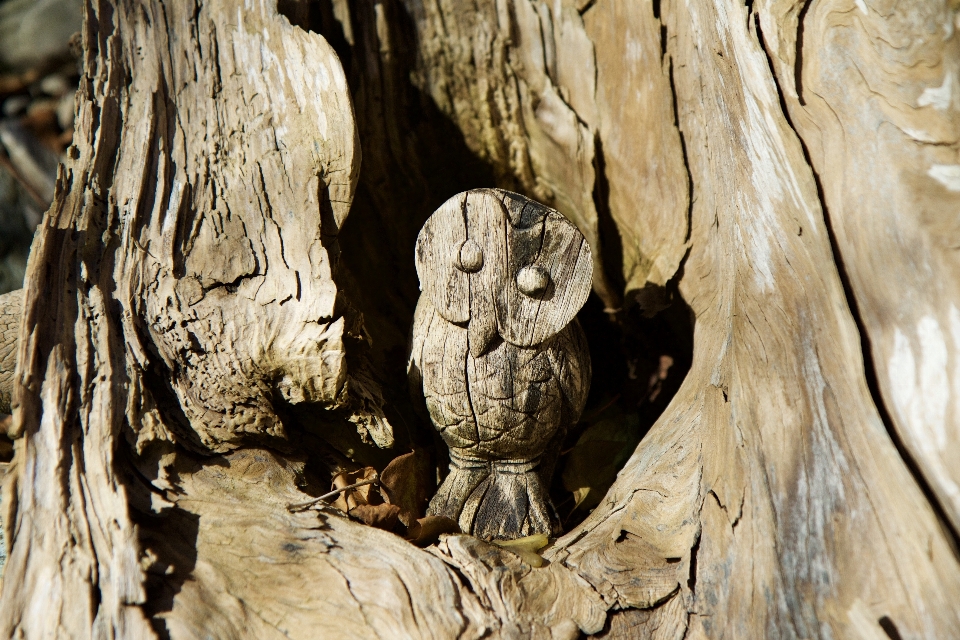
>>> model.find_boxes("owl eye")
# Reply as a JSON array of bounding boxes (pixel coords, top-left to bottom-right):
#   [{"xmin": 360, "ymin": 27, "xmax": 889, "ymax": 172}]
[
  {"xmin": 456, "ymin": 240, "xmax": 484, "ymax": 273},
  {"xmin": 517, "ymin": 265, "xmax": 550, "ymax": 297}
]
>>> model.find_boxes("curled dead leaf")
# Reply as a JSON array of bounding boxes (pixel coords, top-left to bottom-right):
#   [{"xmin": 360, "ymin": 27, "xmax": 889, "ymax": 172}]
[
  {"xmin": 404, "ymin": 515, "xmax": 460, "ymax": 547},
  {"xmin": 349, "ymin": 503, "xmax": 402, "ymax": 531},
  {"xmin": 331, "ymin": 467, "xmax": 383, "ymax": 512},
  {"xmin": 380, "ymin": 450, "xmax": 432, "ymax": 527}
]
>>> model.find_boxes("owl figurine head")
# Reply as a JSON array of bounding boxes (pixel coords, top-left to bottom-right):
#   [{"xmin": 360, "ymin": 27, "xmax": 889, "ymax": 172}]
[{"xmin": 415, "ymin": 189, "xmax": 593, "ymax": 356}]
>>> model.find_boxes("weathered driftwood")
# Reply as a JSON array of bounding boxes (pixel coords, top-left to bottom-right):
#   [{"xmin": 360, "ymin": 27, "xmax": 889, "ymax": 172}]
[
  {"xmin": 0, "ymin": 0, "xmax": 397, "ymax": 636},
  {"xmin": 0, "ymin": 289, "xmax": 19, "ymax": 414},
  {"xmin": 0, "ymin": 0, "xmax": 959, "ymax": 638},
  {"xmin": 410, "ymin": 189, "xmax": 591, "ymax": 538},
  {"xmin": 758, "ymin": 0, "xmax": 960, "ymax": 537}
]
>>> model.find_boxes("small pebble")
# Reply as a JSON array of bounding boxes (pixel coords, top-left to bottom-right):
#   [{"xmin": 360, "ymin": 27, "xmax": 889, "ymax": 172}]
[
  {"xmin": 1, "ymin": 95, "xmax": 29, "ymax": 117},
  {"xmin": 39, "ymin": 73, "xmax": 69, "ymax": 98},
  {"xmin": 56, "ymin": 93, "xmax": 75, "ymax": 131}
]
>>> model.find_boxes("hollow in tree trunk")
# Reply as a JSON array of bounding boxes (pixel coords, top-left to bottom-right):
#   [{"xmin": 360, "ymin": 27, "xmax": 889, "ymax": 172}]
[{"xmin": 0, "ymin": 0, "xmax": 959, "ymax": 638}]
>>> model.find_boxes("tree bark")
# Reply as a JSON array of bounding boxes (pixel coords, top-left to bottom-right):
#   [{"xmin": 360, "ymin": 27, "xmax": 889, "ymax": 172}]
[{"xmin": 1, "ymin": 0, "xmax": 959, "ymax": 638}]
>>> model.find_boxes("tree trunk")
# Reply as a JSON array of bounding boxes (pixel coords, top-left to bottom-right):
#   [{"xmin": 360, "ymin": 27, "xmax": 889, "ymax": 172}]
[{"xmin": 1, "ymin": 0, "xmax": 959, "ymax": 638}]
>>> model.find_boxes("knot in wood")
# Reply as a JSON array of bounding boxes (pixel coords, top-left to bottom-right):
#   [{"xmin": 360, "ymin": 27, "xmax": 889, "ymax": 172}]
[
  {"xmin": 457, "ymin": 239, "xmax": 484, "ymax": 273},
  {"xmin": 516, "ymin": 265, "xmax": 550, "ymax": 296}
]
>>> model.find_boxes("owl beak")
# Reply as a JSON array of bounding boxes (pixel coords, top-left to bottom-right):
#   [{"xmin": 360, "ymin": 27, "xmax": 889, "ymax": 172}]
[
  {"xmin": 468, "ymin": 279, "xmax": 498, "ymax": 358},
  {"xmin": 468, "ymin": 314, "xmax": 497, "ymax": 358}
]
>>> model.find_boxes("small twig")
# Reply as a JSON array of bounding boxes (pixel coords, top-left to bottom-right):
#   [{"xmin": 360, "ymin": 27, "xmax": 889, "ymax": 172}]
[
  {"xmin": 0, "ymin": 148, "xmax": 50, "ymax": 211},
  {"xmin": 286, "ymin": 473, "xmax": 379, "ymax": 513}
]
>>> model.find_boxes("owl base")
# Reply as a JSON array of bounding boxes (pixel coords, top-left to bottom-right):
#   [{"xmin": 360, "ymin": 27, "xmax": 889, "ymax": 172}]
[{"xmin": 427, "ymin": 452, "xmax": 561, "ymax": 540}]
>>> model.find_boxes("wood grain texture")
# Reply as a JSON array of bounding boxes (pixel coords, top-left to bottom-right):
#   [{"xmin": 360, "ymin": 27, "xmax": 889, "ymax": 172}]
[
  {"xmin": 411, "ymin": 189, "xmax": 592, "ymax": 539},
  {"xmin": 131, "ymin": 444, "xmax": 607, "ymax": 639},
  {"xmin": 0, "ymin": 289, "xmax": 20, "ymax": 415},
  {"xmin": 581, "ymin": 0, "xmax": 691, "ymax": 303},
  {"xmin": 402, "ymin": 0, "xmax": 690, "ymax": 311},
  {"xmin": 0, "ymin": 0, "xmax": 391, "ymax": 636},
  {"xmin": 546, "ymin": 1, "xmax": 960, "ymax": 637},
  {"xmin": 1, "ymin": 0, "xmax": 959, "ymax": 637},
  {"xmin": 758, "ymin": 0, "xmax": 960, "ymax": 536}
]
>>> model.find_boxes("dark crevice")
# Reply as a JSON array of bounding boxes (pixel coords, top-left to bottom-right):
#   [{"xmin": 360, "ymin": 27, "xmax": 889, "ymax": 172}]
[
  {"xmin": 592, "ymin": 136, "xmax": 626, "ymax": 300},
  {"xmin": 753, "ymin": 13, "xmax": 960, "ymax": 553},
  {"xmin": 578, "ymin": 0, "xmax": 598, "ymax": 15},
  {"xmin": 90, "ymin": 582, "xmax": 103, "ymax": 633},
  {"xmin": 731, "ymin": 493, "xmax": 744, "ymax": 530},
  {"xmin": 709, "ymin": 489, "xmax": 725, "ymax": 512},
  {"xmin": 679, "ymin": 611, "xmax": 693, "ymax": 640},
  {"xmin": 686, "ymin": 531, "xmax": 701, "ymax": 594},
  {"xmin": 666, "ymin": 58, "xmax": 694, "ymax": 244},
  {"xmin": 795, "ymin": 0, "xmax": 812, "ymax": 106},
  {"xmin": 878, "ymin": 616, "xmax": 903, "ymax": 640}
]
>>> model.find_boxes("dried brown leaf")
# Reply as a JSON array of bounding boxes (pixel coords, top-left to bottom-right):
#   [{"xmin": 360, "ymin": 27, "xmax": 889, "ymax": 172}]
[
  {"xmin": 331, "ymin": 467, "xmax": 383, "ymax": 511},
  {"xmin": 349, "ymin": 503, "xmax": 402, "ymax": 531},
  {"xmin": 380, "ymin": 450, "xmax": 432, "ymax": 526},
  {"xmin": 404, "ymin": 515, "xmax": 461, "ymax": 547}
]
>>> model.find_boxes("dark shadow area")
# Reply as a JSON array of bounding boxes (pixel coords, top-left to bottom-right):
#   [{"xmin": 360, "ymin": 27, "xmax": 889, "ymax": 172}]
[
  {"xmin": 128, "ymin": 442, "xmax": 336, "ymax": 640},
  {"xmin": 308, "ymin": 0, "xmax": 501, "ymax": 455},
  {"xmin": 280, "ymin": 0, "xmax": 695, "ymax": 538},
  {"xmin": 549, "ymin": 287, "xmax": 694, "ymax": 530},
  {"xmin": 126, "ymin": 444, "xmax": 200, "ymax": 640},
  {"xmin": 592, "ymin": 135, "xmax": 627, "ymax": 305},
  {"xmin": 136, "ymin": 506, "xmax": 199, "ymax": 640}
]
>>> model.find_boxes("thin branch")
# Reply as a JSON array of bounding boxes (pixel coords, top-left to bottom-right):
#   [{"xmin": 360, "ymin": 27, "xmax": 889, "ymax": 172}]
[
  {"xmin": 286, "ymin": 473, "xmax": 380, "ymax": 512},
  {"xmin": 0, "ymin": 148, "xmax": 50, "ymax": 211}
]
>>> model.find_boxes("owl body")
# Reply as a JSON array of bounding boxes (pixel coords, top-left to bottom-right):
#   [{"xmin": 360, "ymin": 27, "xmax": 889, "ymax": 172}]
[{"xmin": 410, "ymin": 189, "xmax": 592, "ymax": 540}]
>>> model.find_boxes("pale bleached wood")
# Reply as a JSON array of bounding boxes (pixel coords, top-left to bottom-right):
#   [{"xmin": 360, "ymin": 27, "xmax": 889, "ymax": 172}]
[
  {"xmin": 546, "ymin": 0, "xmax": 960, "ymax": 637},
  {"xmin": 758, "ymin": 0, "xmax": 960, "ymax": 536},
  {"xmin": 581, "ymin": 0, "xmax": 692, "ymax": 304},
  {"xmin": 402, "ymin": 0, "xmax": 692, "ymax": 312},
  {"xmin": 0, "ymin": 0, "xmax": 396, "ymax": 636},
  {"xmin": 411, "ymin": 189, "xmax": 591, "ymax": 539}
]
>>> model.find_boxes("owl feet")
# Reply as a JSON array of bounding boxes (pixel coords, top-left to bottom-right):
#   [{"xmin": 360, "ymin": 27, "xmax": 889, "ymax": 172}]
[{"xmin": 427, "ymin": 451, "xmax": 561, "ymax": 540}]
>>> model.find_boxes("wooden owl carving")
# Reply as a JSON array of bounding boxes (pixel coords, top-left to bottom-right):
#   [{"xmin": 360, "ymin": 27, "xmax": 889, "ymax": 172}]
[{"xmin": 409, "ymin": 188, "xmax": 593, "ymax": 540}]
